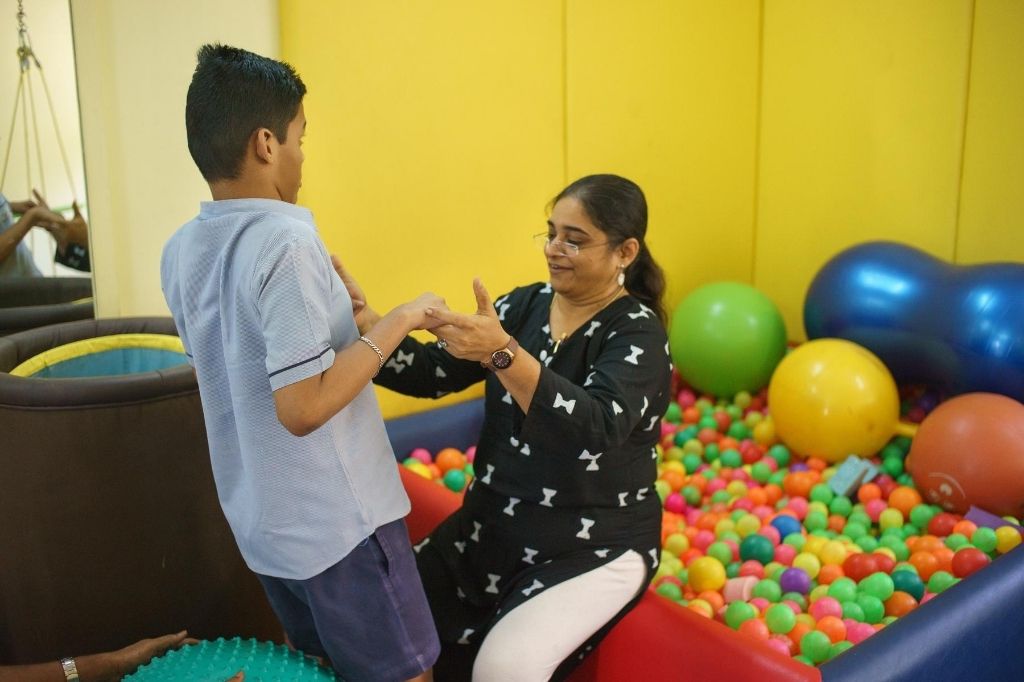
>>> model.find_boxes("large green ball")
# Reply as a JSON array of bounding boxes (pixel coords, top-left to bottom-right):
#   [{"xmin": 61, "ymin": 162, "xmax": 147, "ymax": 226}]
[{"xmin": 669, "ymin": 282, "xmax": 787, "ymax": 397}]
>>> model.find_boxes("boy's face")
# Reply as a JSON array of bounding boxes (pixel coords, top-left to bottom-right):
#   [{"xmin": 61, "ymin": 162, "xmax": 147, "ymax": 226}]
[{"xmin": 276, "ymin": 102, "xmax": 306, "ymax": 204}]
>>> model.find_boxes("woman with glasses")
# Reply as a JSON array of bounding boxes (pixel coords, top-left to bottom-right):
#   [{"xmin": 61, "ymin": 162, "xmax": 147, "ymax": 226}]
[{"xmin": 340, "ymin": 174, "xmax": 671, "ymax": 681}]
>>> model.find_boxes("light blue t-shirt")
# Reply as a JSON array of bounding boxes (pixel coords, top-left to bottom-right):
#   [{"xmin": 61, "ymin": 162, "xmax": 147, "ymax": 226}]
[
  {"xmin": 160, "ymin": 198, "xmax": 410, "ymax": 580},
  {"xmin": 0, "ymin": 193, "xmax": 43, "ymax": 277}
]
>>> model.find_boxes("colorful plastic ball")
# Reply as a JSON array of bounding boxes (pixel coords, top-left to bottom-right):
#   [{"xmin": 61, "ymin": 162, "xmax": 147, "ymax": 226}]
[
  {"xmin": 664, "ymin": 493, "xmax": 685, "ymax": 514},
  {"xmin": 767, "ymin": 339, "xmax": 904, "ymax": 462},
  {"xmin": 951, "ymin": 547, "xmax": 991, "ymax": 578},
  {"xmin": 738, "ymin": 617, "xmax": 771, "ymax": 641},
  {"xmin": 404, "ymin": 460, "xmax": 433, "ymax": 479},
  {"xmin": 765, "ymin": 603, "xmax": 796, "ymax": 634},
  {"xmin": 884, "ymin": 591, "xmax": 918, "ymax": 618},
  {"xmin": 770, "ymin": 514, "xmax": 802, "ymax": 540},
  {"xmin": 792, "ymin": 552, "xmax": 821, "ymax": 579},
  {"xmin": 826, "ymin": 577, "xmax": 858, "ymax": 603},
  {"xmin": 890, "ymin": 569, "xmax": 925, "ymax": 601},
  {"xmin": 442, "ymin": 469, "xmax": 467, "ymax": 492},
  {"xmin": 859, "ymin": 572, "xmax": 896, "ymax": 602},
  {"xmin": 809, "ymin": 596, "xmax": 843, "ymax": 621},
  {"xmin": 842, "ymin": 552, "xmax": 878, "ymax": 582},
  {"xmin": 669, "ymin": 282, "xmax": 787, "ymax": 397},
  {"xmin": 434, "ymin": 447, "xmax": 465, "ymax": 472},
  {"xmin": 841, "ymin": 601, "xmax": 866, "ymax": 622},
  {"xmin": 655, "ymin": 581, "xmax": 683, "ymax": 601},
  {"xmin": 846, "ymin": 621, "xmax": 876, "ymax": 645},
  {"xmin": 909, "ymin": 393, "xmax": 1024, "ymax": 516},
  {"xmin": 739, "ymin": 534, "xmax": 775, "ymax": 565},
  {"xmin": 995, "ymin": 526, "xmax": 1022, "ymax": 554},
  {"xmin": 815, "ymin": 615, "xmax": 847, "ymax": 643},
  {"xmin": 752, "ymin": 579, "xmax": 782, "ymax": 603},
  {"xmin": 688, "ymin": 557, "xmax": 727, "ymax": 592},
  {"xmin": 800, "ymin": 630, "xmax": 833, "ymax": 664},
  {"xmin": 409, "ymin": 448, "xmax": 433, "ymax": 465},
  {"xmin": 855, "ymin": 594, "xmax": 885, "ymax": 624},
  {"xmin": 926, "ymin": 571, "xmax": 958, "ymax": 594},
  {"xmin": 778, "ymin": 567, "xmax": 811, "ymax": 595},
  {"xmin": 724, "ymin": 601, "xmax": 757, "ymax": 630}
]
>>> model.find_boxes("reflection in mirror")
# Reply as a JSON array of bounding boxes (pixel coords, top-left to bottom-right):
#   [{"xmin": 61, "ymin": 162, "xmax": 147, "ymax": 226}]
[{"xmin": 0, "ymin": 0, "xmax": 92, "ymax": 334}]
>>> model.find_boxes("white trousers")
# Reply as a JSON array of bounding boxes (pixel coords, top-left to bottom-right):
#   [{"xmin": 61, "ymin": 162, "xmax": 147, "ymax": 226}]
[{"xmin": 471, "ymin": 549, "xmax": 646, "ymax": 682}]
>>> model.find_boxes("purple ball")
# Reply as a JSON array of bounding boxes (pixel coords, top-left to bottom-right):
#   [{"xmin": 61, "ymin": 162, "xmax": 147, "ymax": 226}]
[
  {"xmin": 789, "ymin": 462, "xmax": 810, "ymax": 473},
  {"xmin": 779, "ymin": 567, "xmax": 811, "ymax": 594}
]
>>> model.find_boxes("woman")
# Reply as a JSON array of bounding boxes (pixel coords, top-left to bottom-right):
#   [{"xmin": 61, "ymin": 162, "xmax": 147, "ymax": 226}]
[{"xmin": 343, "ymin": 174, "xmax": 671, "ymax": 680}]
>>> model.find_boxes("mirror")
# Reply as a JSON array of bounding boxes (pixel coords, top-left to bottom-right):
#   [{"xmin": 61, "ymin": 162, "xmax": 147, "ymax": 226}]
[{"xmin": 0, "ymin": 0, "xmax": 92, "ymax": 332}]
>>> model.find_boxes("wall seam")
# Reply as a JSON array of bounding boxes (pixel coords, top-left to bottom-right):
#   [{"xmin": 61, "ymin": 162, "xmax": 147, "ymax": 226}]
[
  {"xmin": 750, "ymin": 0, "xmax": 765, "ymax": 287},
  {"xmin": 953, "ymin": 0, "xmax": 976, "ymax": 264}
]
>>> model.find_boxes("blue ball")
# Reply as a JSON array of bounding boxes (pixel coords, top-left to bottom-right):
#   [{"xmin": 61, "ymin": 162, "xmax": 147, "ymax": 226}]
[{"xmin": 771, "ymin": 515, "xmax": 803, "ymax": 539}]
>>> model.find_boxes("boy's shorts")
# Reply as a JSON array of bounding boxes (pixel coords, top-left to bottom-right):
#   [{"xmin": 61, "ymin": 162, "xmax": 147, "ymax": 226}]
[{"xmin": 256, "ymin": 518, "xmax": 440, "ymax": 681}]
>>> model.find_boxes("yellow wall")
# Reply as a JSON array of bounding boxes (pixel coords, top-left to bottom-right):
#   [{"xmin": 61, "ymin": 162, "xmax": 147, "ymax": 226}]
[
  {"xmin": 280, "ymin": 0, "xmax": 1023, "ymax": 418},
  {"xmin": 72, "ymin": 0, "xmax": 279, "ymax": 318}
]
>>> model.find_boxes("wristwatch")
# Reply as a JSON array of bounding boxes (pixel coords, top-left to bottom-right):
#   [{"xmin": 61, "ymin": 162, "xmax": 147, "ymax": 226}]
[
  {"xmin": 487, "ymin": 337, "xmax": 519, "ymax": 370},
  {"xmin": 60, "ymin": 657, "xmax": 80, "ymax": 681}
]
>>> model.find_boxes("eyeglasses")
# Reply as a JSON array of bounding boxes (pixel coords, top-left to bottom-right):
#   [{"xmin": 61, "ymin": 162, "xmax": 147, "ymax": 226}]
[{"xmin": 533, "ymin": 232, "xmax": 610, "ymax": 258}]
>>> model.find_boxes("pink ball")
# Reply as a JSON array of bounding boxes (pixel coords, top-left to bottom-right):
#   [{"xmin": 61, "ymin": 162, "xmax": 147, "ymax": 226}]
[
  {"xmin": 678, "ymin": 389, "xmax": 696, "ymax": 408},
  {"xmin": 664, "ymin": 493, "xmax": 685, "ymax": 514},
  {"xmin": 660, "ymin": 422, "xmax": 677, "ymax": 438},
  {"xmin": 764, "ymin": 637, "xmax": 791, "ymax": 658},
  {"xmin": 738, "ymin": 560, "xmax": 764, "ymax": 579},
  {"xmin": 782, "ymin": 600, "xmax": 802, "ymax": 615},
  {"xmin": 920, "ymin": 592, "xmax": 936, "ymax": 605},
  {"xmin": 734, "ymin": 498, "xmax": 755, "ymax": 512},
  {"xmin": 810, "ymin": 596, "xmax": 843, "ymax": 621},
  {"xmin": 865, "ymin": 498, "xmax": 888, "ymax": 522},
  {"xmin": 760, "ymin": 457, "xmax": 779, "ymax": 472},
  {"xmin": 410, "ymin": 448, "xmax": 433, "ymax": 465},
  {"xmin": 693, "ymin": 530, "xmax": 716, "ymax": 551},
  {"xmin": 706, "ymin": 478, "xmax": 727, "ymax": 495},
  {"xmin": 685, "ymin": 508, "xmax": 702, "ymax": 526},
  {"xmin": 787, "ymin": 497, "xmax": 809, "ymax": 520},
  {"xmin": 752, "ymin": 505, "xmax": 774, "ymax": 520},
  {"xmin": 465, "ymin": 446, "xmax": 476, "ymax": 463},
  {"xmin": 774, "ymin": 544, "xmax": 797, "ymax": 566},
  {"xmin": 846, "ymin": 622, "xmax": 875, "ymax": 645},
  {"xmin": 750, "ymin": 597, "xmax": 771, "ymax": 613},
  {"xmin": 758, "ymin": 526, "xmax": 781, "ymax": 545}
]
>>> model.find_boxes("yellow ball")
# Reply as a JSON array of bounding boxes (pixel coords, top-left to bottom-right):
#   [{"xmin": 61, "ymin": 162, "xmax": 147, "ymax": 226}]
[
  {"xmin": 753, "ymin": 418, "xmax": 777, "ymax": 446},
  {"xmin": 873, "ymin": 547, "xmax": 897, "ymax": 562},
  {"xmin": 727, "ymin": 481, "xmax": 749, "ymax": 498},
  {"xmin": 736, "ymin": 514, "xmax": 762, "ymax": 538},
  {"xmin": 804, "ymin": 535, "xmax": 828, "ymax": 557},
  {"xmin": 819, "ymin": 541, "xmax": 847, "ymax": 566},
  {"xmin": 796, "ymin": 612, "xmax": 817, "ymax": 628},
  {"xmin": 793, "ymin": 552, "xmax": 822, "ymax": 579},
  {"xmin": 767, "ymin": 339, "xmax": 901, "ymax": 461},
  {"xmin": 688, "ymin": 556, "xmax": 727, "ymax": 592},
  {"xmin": 405, "ymin": 461, "xmax": 432, "ymax": 479},
  {"xmin": 714, "ymin": 518, "xmax": 737, "ymax": 538},
  {"xmin": 663, "ymin": 460, "xmax": 685, "ymax": 473},
  {"xmin": 995, "ymin": 526, "xmax": 1022, "ymax": 554},
  {"xmin": 808, "ymin": 584, "xmax": 830, "ymax": 604},
  {"xmin": 688, "ymin": 599, "xmax": 715, "ymax": 619}
]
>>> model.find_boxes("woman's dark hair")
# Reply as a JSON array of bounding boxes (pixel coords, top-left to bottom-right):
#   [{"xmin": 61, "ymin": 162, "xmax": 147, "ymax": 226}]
[
  {"xmin": 185, "ymin": 44, "xmax": 306, "ymax": 182},
  {"xmin": 553, "ymin": 174, "xmax": 667, "ymax": 325}
]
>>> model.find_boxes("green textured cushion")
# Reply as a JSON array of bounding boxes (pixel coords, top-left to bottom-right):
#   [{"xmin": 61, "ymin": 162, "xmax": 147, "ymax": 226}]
[{"xmin": 125, "ymin": 637, "xmax": 337, "ymax": 681}]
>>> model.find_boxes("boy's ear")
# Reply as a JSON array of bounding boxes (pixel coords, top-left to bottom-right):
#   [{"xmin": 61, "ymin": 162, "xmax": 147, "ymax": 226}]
[{"xmin": 253, "ymin": 127, "xmax": 275, "ymax": 164}]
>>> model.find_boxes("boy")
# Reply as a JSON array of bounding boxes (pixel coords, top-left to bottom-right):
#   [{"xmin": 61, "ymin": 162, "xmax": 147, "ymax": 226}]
[{"xmin": 161, "ymin": 44, "xmax": 440, "ymax": 681}]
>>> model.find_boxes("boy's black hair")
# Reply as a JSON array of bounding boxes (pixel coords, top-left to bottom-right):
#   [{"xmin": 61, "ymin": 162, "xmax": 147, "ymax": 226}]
[{"xmin": 185, "ymin": 44, "xmax": 306, "ymax": 182}]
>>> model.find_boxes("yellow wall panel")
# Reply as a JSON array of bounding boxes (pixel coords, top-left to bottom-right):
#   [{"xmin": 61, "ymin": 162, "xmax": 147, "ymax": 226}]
[
  {"xmin": 566, "ymin": 0, "xmax": 761, "ymax": 310},
  {"xmin": 957, "ymin": 0, "xmax": 1024, "ymax": 265},
  {"xmin": 756, "ymin": 0, "xmax": 973, "ymax": 339},
  {"xmin": 281, "ymin": 1, "xmax": 564, "ymax": 417}
]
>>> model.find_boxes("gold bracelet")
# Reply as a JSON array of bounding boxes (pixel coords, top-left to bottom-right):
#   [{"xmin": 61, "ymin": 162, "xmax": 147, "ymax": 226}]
[
  {"xmin": 358, "ymin": 335, "xmax": 385, "ymax": 376},
  {"xmin": 60, "ymin": 657, "xmax": 80, "ymax": 681}
]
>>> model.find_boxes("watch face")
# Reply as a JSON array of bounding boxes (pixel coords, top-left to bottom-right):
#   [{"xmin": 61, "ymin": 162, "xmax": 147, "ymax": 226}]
[{"xmin": 491, "ymin": 349, "xmax": 513, "ymax": 369}]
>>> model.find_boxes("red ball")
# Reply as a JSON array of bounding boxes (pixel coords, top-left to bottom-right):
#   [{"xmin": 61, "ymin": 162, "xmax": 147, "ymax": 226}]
[
  {"xmin": 697, "ymin": 428, "xmax": 721, "ymax": 444},
  {"xmin": 842, "ymin": 553, "xmax": 879, "ymax": 582},
  {"xmin": 927, "ymin": 512, "xmax": 960, "ymax": 537},
  {"xmin": 873, "ymin": 553, "xmax": 897, "ymax": 575},
  {"xmin": 951, "ymin": 547, "xmax": 991, "ymax": 578}
]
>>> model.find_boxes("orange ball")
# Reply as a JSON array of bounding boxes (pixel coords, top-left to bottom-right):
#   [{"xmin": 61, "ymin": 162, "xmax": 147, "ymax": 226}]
[
  {"xmin": 914, "ymin": 535, "xmax": 945, "ymax": 554},
  {"xmin": 806, "ymin": 456, "xmax": 828, "ymax": 472},
  {"xmin": 815, "ymin": 615, "xmax": 847, "ymax": 643},
  {"xmin": 828, "ymin": 514, "xmax": 847, "ymax": 533},
  {"xmin": 952, "ymin": 520, "xmax": 978, "ymax": 537},
  {"xmin": 661, "ymin": 469, "xmax": 686, "ymax": 492},
  {"xmin": 908, "ymin": 551, "xmax": 941, "ymax": 581},
  {"xmin": 434, "ymin": 448, "xmax": 466, "ymax": 473},
  {"xmin": 887, "ymin": 486, "xmax": 923, "ymax": 517},
  {"xmin": 738, "ymin": 618, "xmax": 770, "ymax": 640},
  {"xmin": 790, "ymin": 622, "xmax": 813, "ymax": 651},
  {"xmin": 427, "ymin": 463, "xmax": 443, "ymax": 479},
  {"xmin": 698, "ymin": 590, "xmax": 725, "ymax": 612},
  {"xmin": 932, "ymin": 546, "xmax": 955, "ymax": 574},
  {"xmin": 817, "ymin": 564, "xmax": 845, "ymax": 585},
  {"xmin": 763, "ymin": 484, "xmax": 784, "ymax": 506},
  {"xmin": 908, "ymin": 393, "xmax": 1024, "ymax": 516},
  {"xmin": 858, "ymin": 482, "xmax": 882, "ymax": 504},
  {"xmin": 884, "ymin": 591, "xmax": 918, "ymax": 617},
  {"xmin": 784, "ymin": 472, "xmax": 813, "ymax": 499}
]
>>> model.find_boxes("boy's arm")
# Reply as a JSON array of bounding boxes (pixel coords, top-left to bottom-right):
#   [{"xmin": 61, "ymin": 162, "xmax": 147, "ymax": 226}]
[{"xmin": 272, "ymin": 293, "xmax": 441, "ymax": 436}]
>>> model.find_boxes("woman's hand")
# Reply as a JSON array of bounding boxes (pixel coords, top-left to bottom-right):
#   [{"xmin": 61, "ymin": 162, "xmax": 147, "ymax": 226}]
[{"xmin": 427, "ymin": 279, "xmax": 510, "ymax": 362}]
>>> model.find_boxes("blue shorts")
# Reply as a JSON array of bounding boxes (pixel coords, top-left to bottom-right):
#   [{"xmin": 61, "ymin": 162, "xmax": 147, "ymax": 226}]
[{"xmin": 256, "ymin": 518, "xmax": 440, "ymax": 681}]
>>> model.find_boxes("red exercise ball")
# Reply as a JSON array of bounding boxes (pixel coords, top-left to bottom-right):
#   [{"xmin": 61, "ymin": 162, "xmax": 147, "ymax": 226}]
[{"xmin": 908, "ymin": 393, "xmax": 1024, "ymax": 517}]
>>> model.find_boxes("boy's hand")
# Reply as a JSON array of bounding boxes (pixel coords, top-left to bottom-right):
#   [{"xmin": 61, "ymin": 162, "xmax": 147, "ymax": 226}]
[
  {"xmin": 331, "ymin": 254, "xmax": 378, "ymax": 332},
  {"xmin": 9, "ymin": 198, "xmax": 36, "ymax": 215},
  {"xmin": 405, "ymin": 292, "xmax": 447, "ymax": 331}
]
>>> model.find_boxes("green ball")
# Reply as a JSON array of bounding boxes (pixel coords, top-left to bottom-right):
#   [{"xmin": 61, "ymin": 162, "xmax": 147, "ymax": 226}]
[
  {"xmin": 841, "ymin": 601, "xmax": 866, "ymax": 622},
  {"xmin": 768, "ymin": 470, "xmax": 787, "ymax": 486},
  {"xmin": 654, "ymin": 479, "xmax": 671, "ymax": 502},
  {"xmin": 827, "ymin": 577, "xmax": 858, "ymax": 603},
  {"xmin": 805, "ymin": 511, "xmax": 829, "ymax": 532},
  {"xmin": 682, "ymin": 485, "xmax": 702, "ymax": 506},
  {"xmin": 859, "ymin": 572, "xmax": 895, "ymax": 601},
  {"xmin": 880, "ymin": 443, "xmax": 904, "ymax": 461},
  {"xmin": 724, "ymin": 601, "xmax": 757, "ymax": 629},
  {"xmin": 464, "ymin": 463, "xmax": 474, "ymax": 477},
  {"xmin": 809, "ymin": 484, "xmax": 834, "ymax": 504},
  {"xmin": 972, "ymin": 527, "xmax": 998, "ymax": 554},
  {"xmin": 882, "ymin": 456, "xmax": 904, "ymax": 477},
  {"xmin": 720, "ymin": 449, "xmax": 743, "ymax": 468},
  {"xmin": 725, "ymin": 562, "xmax": 741, "ymax": 578},
  {"xmin": 740, "ymin": 534, "xmax": 775, "ymax": 564},
  {"xmin": 829, "ymin": 496, "xmax": 854, "ymax": 517},
  {"xmin": 704, "ymin": 443, "xmax": 721, "ymax": 461},
  {"xmin": 927, "ymin": 571, "xmax": 958, "ymax": 594},
  {"xmin": 682, "ymin": 453, "xmax": 702, "ymax": 474},
  {"xmin": 707, "ymin": 541, "xmax": 734, "ymax": 566},
  {"xmin": 893, "ymin": 435, "xmax": 913, "ymax": 453},
  {"xmin": 945, "ymin": 533, "xmax": 971, "ymax": 551},
  {"xmin": 765, "ymin": 603, "xmax": 796, "ymax": 634},
  {"xmin": 880, "ymin": 535, "xmax": 910, "ymax": 561},
  {"xmin": 751, "ymin": 462, "xmax": 773, "ymax": 483},
  {"xmin": 829, "ymin": 640, "xmax": 854, "ymax": 660},
  {"xmin": 768, "ymin": 444, "xmax": 791, "ymax": 467},
  {"xmin": 669, "ymin": 282, "xmax": 787, "ymax": 397},
  {"xmin": 655, "ymin": 582, "xmax": 683, "ymax": 601},
  {"xmin": 752, "ymin": 579, "xmax": 783, "ymax": 603},
  {"xmin": 848, "ymin": 511, "xmax": 872, "ymax": 529},
  {"xmin": 698, "ymin": 416, "xmax": 719, "ymax": 431},
  {"xmin": 891, "ymin": 569, "xmax": 925, "ymax": 601},
  {"xmin": 855, "ymin": 594, "xmax": 885, "ymax": 624},
  {"xmin": 844, "ymin": 522, "xmax": 868, "ymax": 539},
  {"xmin": 664, "ymin": 402, "xmax": 682, "ymax": 423},
  {"xmin": 854, "ymin": 535, "xmax": 879, "ymax": 552},
  {"xmin": 800, "ymin": 630, "xmax": 833, "ymax": 664},
  {"xmin": 442, "ymin": 469, "xmax": 467, "ymax": 492},
  {"xmin": 909, "ymin": 504, "xmax": 937, "ymax": 529},
  {"xmin": 782, "ymin": 592, "xmax": 807, "ymax": 610},
  {"xmin": 727, "ymin": 422, "xmax": 750, "ymax": 440},
  {"xmin": 711, "ymin": 490, "xmax": 732, "ymax": 504}
]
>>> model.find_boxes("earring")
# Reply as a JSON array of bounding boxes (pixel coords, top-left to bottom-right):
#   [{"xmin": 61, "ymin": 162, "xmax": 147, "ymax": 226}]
[{"xmin": 617, "ymin": 265, "xmax": 626, "ymax": 287}]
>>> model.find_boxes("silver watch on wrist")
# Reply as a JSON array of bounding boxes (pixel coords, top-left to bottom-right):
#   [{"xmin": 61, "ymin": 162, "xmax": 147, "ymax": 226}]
[{"xmin": 60, "ymin": 657, "xmax": 80, "ymax": 681}]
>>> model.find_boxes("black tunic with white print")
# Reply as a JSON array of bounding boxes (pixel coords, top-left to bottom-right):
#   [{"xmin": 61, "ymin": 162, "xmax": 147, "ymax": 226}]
[{"xmin": 374, "ymin": 282, "xmax": 671, "ymax": 677}]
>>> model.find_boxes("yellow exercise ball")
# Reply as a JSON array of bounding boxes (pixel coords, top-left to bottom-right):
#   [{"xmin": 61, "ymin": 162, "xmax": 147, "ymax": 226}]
[{"xmin": 768, "ymin": 339, "xmax": 907, "ymax": 462}]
